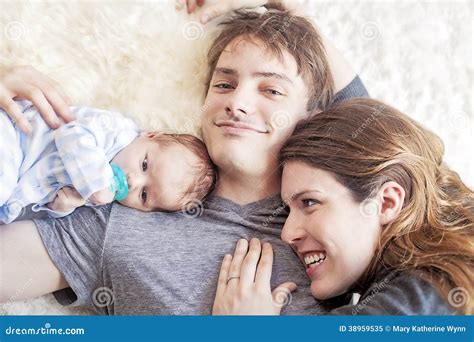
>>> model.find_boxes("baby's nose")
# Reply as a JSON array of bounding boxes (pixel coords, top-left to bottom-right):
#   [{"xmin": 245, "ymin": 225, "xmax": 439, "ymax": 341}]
[{"xmin": 127, "ymin": 173, "xmax": 135, "ymax": 189}]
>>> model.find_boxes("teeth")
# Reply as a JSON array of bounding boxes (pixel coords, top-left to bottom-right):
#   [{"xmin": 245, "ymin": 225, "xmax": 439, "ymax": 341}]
[{"xmin": 304, "ymin": 252, "xmax": 327, "ymax": 265}]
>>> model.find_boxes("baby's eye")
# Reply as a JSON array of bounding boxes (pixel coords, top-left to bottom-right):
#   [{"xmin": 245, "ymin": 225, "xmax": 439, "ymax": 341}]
[
  {"xmin": 142, "ymin": 158, "xmax": 148, "ymax": 172},
  {"xmin": 141, "ymin": 189, "xmax": 147, "ymax": 203}
]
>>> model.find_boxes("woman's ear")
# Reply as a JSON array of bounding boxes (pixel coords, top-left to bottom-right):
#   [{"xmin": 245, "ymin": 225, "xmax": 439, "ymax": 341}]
[{"xmin": 378, "ymin": 181, "xmax": 405, "ymax": 225}]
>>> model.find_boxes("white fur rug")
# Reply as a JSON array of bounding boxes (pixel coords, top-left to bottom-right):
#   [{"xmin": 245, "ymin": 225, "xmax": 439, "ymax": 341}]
[{"xmin": 1, "ymin": 0, "xmax": 472, "ymax": 315}]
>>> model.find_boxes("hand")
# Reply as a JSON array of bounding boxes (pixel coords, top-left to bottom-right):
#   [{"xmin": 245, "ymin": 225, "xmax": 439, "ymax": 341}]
[
  {"xmin": 212, "ymin": 238, "xmax": 297, "ymax": 315},
  {"xmin": 177, "ymin": 0, "xmax": 269, "ymax": 24},
  {"xmin": 0, "ymin": 65, "xmax": 73, "ymax": 133},
  {"xmin": 89, "ymin": 186, "xmax": 116, "ymax": 205},
  {"xmin": 47, "ymin": 187, "xmax": 86, "ymax": 213}
]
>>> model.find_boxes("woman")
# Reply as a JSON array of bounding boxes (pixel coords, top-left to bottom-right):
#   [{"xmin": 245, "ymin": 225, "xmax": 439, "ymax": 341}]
[{"xmin": 212, "ymin": 98, "xmax": 473, "ymax": 315}]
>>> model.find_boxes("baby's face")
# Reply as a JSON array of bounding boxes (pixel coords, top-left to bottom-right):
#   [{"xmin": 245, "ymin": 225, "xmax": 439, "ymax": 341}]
[{"xmin": 111, "ymin": 133, "xmax": 198, "ymax": 212}]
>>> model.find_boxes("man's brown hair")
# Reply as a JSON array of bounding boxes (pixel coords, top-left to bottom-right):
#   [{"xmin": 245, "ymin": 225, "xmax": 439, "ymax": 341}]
[{"xmin": 206, "ymin": 5, "xmax": 335, "ymax": 112}]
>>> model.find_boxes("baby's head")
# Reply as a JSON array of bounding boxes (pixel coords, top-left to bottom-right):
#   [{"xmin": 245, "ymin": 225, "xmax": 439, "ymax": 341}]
[{"xmin": 111, "ymin": 131, "xmax": 216, "ymax": 212}]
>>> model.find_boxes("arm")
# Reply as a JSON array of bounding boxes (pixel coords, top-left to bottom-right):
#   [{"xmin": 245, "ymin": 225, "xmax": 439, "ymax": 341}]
[
  {"xmin": 0, "ymin": 220, "xmax": 68, "ymax": 303},
  {"xmin": 53, "ymin": 109, "xmax": 135, "ymax": 202},
  {"xmin": 0, "ymin": 65, "xmax": 73, "ymax": 133}
]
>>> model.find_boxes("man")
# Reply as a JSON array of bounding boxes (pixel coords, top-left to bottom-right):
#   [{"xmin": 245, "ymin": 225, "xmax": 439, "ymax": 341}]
[{"xmin": 0, "ymin": 1, "xmax": 368, "ymax": 314}]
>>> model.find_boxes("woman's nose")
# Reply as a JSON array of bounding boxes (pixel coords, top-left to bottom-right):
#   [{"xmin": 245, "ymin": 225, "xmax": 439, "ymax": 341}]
[{"xmin": 281, "ymin": 214, "xmax": 306, "ymax": 244}]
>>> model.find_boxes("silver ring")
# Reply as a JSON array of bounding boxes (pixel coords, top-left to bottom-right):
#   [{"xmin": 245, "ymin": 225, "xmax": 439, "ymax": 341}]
[{"xmin": 226, "ymin": 276, "xmax": 240, "ymax": 285}]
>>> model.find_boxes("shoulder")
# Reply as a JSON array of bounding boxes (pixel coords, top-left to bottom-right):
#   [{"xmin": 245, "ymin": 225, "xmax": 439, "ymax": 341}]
[{"xmin": 330, "ymin": 271, "xmax": 454, "ymax": 315}]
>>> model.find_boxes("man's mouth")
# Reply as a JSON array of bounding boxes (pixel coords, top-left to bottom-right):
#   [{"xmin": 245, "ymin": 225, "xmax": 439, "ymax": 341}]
[{"xmin": 215, "ymin": 120, "xmax": 267, "ymax": 133}]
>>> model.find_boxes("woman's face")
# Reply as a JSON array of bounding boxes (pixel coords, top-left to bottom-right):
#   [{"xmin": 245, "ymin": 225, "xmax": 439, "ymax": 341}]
[{"xmin": 281, "ymin": 161, "xmax": 382, "ymax": 300}]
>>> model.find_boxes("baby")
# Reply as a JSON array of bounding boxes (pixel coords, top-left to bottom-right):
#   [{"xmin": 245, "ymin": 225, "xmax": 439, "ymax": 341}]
[{"xmin": 0, "ymin": 100, "xmax": 216, "ymax": 224}]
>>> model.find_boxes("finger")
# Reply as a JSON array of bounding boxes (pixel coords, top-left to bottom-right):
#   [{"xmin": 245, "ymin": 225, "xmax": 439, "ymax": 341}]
[
  {"xmin": 47, "ymin": 77, "xmax": 72, "ymax": 106},
  {"xmin": 43, "ymin": 80, "xmax": 74, "ymax": 121},
  {"xmin": 186, "ymin": 0, "xmax": 197, "ymax": 13},
  {"xmin": 67, "ymin": 187, "xmax": 83, "ymax": 199},
  {"xmin": 29, "ymin": 75, "xmax": 74, "ymax": 123},
  {"xmin": 201, "ymin": 2, "xmax": 231, "ymax": 24},
  {"xmin": 216, "ymin": 254, "xmax": 232, "ymax": 295},
  {"xmin": 39, "ymin": 73, "xmax": 72, "ymax": 106},
  {"xmin": 272, "ymin": 282, "xmax": 297, "ymax": 310},
  {"xmin": 0, "ymin": 92, "xmax": 32, "ymax": 133},
  {"xmin": 239, "ymin": 238, "xmax": 262, "ymax": 285},
  {"xmin": 196, "ymin": 0, "xmax": 205, "ymax": 6},
  {"xmin": 228, "ymin": 239, "xmax": 249, "ymax": 284},
  {"xmin": 14, "ymin": 83, "xmax": 61, "ymax": 129},
  {"xmin": 255, "ymin": 242, "xmax": 274, "ymax": 284}
]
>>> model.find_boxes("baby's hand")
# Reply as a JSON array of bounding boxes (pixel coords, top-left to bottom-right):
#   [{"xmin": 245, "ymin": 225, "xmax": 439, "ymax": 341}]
[
  {"xmin": 89, "ymin": 186, "xmax": 115, "ymax": 205},
  {"xmin": 47, "ymin": 186, "xmax": 86, "ymax": 213}
]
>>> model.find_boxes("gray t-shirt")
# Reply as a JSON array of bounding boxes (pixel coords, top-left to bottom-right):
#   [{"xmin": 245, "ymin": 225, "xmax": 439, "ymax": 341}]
[{"xmin": 35, "ymin": 195, "xmax": 326, "ymax": 315}]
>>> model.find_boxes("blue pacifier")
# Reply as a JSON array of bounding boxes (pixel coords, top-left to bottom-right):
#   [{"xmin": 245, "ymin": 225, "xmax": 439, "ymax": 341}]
[{"xmin": 110, "ymin": 163, "xmax": 129, "ymax": 201}]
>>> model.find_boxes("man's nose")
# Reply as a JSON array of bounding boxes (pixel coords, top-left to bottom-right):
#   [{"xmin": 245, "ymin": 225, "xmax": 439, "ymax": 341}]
[
  {"xmin": 281, "ymin": 213, "xmax": 307, "ymax": 244},
  {"xmin": 225, "ymin": 84, "xmax": 256, "ymax": 117}
]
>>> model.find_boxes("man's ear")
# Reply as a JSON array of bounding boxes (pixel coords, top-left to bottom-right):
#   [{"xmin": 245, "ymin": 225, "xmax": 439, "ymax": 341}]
[
  {"xmin": 378, "ymin": 181, "xmax": 405, "ymax": 226},
  {"xmin": 140, "ymin": 131, "xmax": 164, "ymax": 139}
]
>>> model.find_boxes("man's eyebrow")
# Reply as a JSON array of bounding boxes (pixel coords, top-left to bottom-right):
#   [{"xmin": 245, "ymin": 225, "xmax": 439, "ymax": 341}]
[
  {"xmin": 214, "ymin": 67, "xmax": 237, "ymax": 76},
  {"xmin": 253, "ymin": 72, "xmax": 294, "ymax": 84},
  {"xmin": 213, "ymin": 68, "xmax": 293, "ymax": 84}
]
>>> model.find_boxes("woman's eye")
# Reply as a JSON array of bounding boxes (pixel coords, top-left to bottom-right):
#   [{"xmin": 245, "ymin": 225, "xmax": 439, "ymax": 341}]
[
  {"xmin": 302, "ymin": 199, "xmax": 319, "ymax": 207},
  {"xmin": 141, "ymin": 189, "xmax": 147, "ymax": 203},
  {"xmin": 142, "ymin": 158, "xmax": 148, "ymax": 171}
]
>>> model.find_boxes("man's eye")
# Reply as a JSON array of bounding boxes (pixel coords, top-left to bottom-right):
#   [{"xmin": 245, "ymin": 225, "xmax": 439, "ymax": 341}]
[
  {"xmin": 213, "ymin": 83, "xmax": 233, "ymax": 89},
  {"xmin": 265, "ymin": 89, "xmax": 283, "ymax": 96},
  {"xmin": 142, "ymin": 158, "xmax": 148, "ymax": 171},
  {"xmin": 302, "ymin": 199, "xmax": 319, "ymax": 207},
  {"xmin": 141, "ymin": 189, "xmax": 147, "ymax": 203}
]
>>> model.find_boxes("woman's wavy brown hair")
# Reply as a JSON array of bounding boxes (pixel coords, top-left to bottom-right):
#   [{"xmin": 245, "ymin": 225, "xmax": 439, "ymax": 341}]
[{"xmin": 280, "ymin": 98, "xmax": 474, "ymax": 314}]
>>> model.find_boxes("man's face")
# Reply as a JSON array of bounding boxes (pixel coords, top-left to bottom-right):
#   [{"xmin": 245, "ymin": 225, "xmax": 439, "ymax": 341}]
[{"xmin": 201, "ymin": 37, "xmax": 309, "ymax": 177}]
